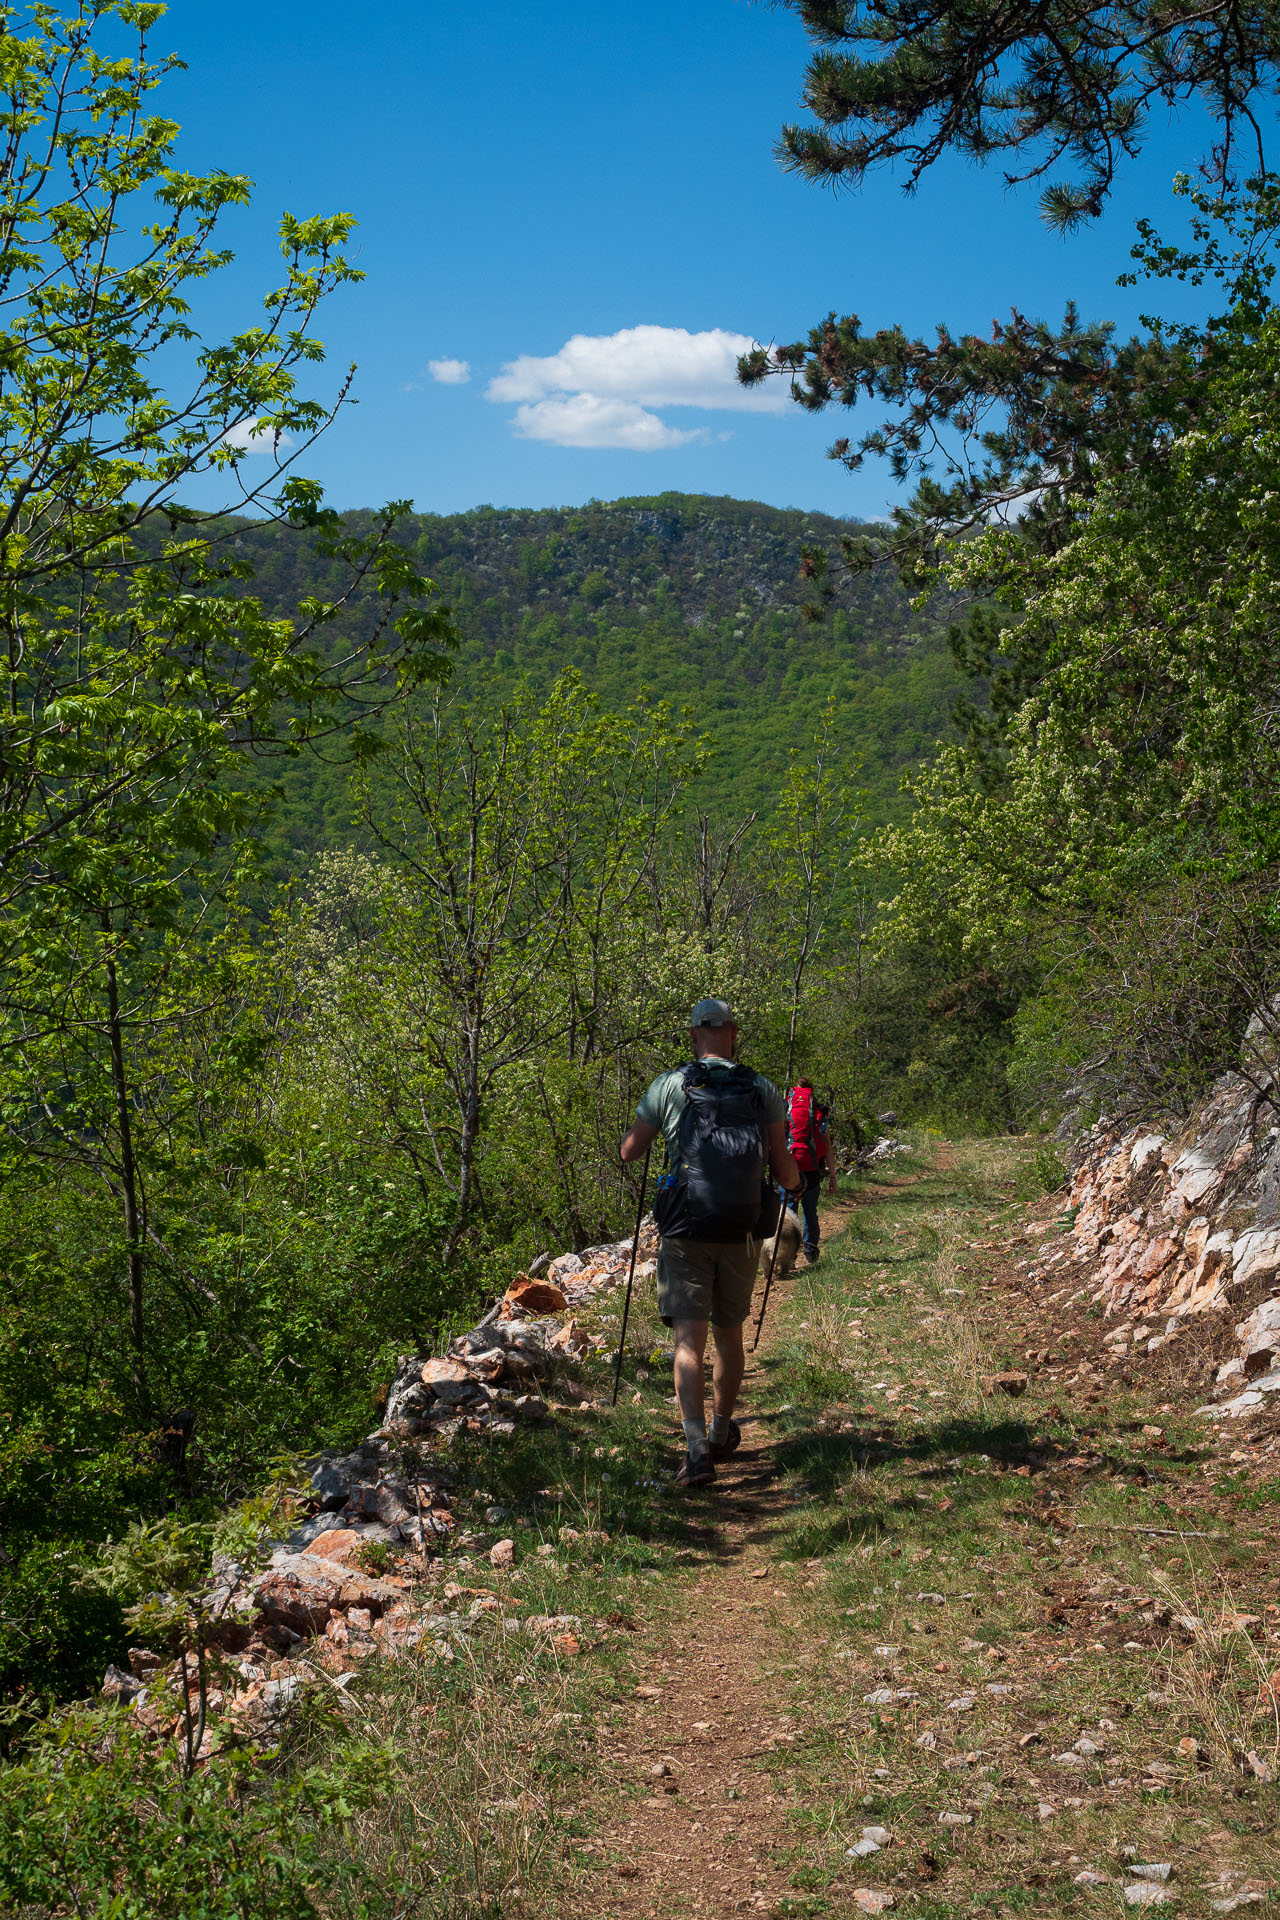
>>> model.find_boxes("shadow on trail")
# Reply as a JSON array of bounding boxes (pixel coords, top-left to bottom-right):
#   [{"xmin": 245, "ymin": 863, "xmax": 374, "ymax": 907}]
[
  {"xmin": 670, "ymin": 1409, "xmax": 1059, "ymax": 1564},
  {"xmin": 770, "ymin": 1411, "xmax": 1039, "ymax": 1472},
  {"xmin": 645, "ymin": 1151, "xmax": 1064, "ymax": 1561}
]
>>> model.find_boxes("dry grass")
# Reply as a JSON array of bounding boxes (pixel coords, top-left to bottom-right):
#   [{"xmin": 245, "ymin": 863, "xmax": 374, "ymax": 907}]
[
  {"xmin": 927, "ymin": 1300, "xmax": 991, "ymax": 1418},
  {"xmin": 921, "ymin": 1211, "xmax": 993, "ymax": 1417},
  {"xmin": 1151, "ymin": 1565, "xmax": 1280, "ymax": 1781},
  {"xmin": 793, "ymin": 1281, "xmax": 856, "ymax": 1382},
  {"xmin": 752, "ymin": 1137, "xmax": 1280, "ymax": 1915},
  {"xmin": 326, "ymin": 1627, "xmax": 583, "ymax": 1919}
]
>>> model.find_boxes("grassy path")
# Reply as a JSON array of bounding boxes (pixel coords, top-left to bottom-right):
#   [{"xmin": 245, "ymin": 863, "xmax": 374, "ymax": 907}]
[
  {"xmin": 330, "ymin": 1137, "xmax": 1278, "ymax": 1919},
  {"xmin": 565, "ymin": 1138, "xmax": 1279, "ymax": 1919}
]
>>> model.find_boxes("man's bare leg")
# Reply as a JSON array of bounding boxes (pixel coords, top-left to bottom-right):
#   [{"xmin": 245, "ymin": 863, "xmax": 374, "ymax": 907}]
[
  {"xmin": 711, "ymin": 1320, "xmax": 745, "ymax": 1417},
  {"xmin": 706, "ymin": 1320, "xmax": 744, "ymax": 1451},
  {"xmin": 672, "ymin": 1318, "xmax": 712, "ymax": 1472}
]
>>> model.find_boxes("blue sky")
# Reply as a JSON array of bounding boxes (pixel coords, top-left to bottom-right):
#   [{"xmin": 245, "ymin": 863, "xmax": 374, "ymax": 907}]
[{"xmin": 162, "ymin": 0, "xmax": 1216, "ymax": 520}]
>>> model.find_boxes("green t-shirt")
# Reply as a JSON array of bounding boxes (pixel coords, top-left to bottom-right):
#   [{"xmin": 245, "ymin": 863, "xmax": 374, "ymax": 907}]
[{"xmin": 635, "ymin": 1056, "xmax": 786, "ymax": 1166}]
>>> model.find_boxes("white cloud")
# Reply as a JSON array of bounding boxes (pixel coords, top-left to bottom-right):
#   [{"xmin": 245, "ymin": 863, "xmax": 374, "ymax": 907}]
[
  {"xmin": 428, "ymin": 356, "xmax": 471, "ymax": 385},
  {"xmin": 222, "ymin": 417, "xmax": 291, "ymax": 454},
  {"xmin": 486, "ymin": 324, "xmax": 783, "ymax": 450},
  {"xmin": 511, "ymin": 393, "xmax": 706, "ymax": 451}
]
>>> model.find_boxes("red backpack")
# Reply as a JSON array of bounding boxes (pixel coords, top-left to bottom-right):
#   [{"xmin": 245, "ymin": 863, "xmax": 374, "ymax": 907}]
[{"xmin": 787, "ymin": 1083, "xmax": 819, "ymax": 1172}]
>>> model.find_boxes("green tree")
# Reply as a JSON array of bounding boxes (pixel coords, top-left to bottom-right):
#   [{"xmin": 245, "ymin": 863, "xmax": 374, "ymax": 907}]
[
  {"xmin": 750, "ymin": 7, "xmax": 1280, "ymax": 1122},
  {"xmin": 873, "ymin": 197, "xmax": 1280, "ymax": 1117},
  {"xmin": 761, "ymin": 699, "xmax": 866, "ymax": 1082},
  {"xmin": 741, "ymin": 2, "xmax": 1280, "ymax": 583},
  {"xmin": 0, "ymin": 893, "xmax": 273, "ymax": 1396},
  {"xmin": 773, "ymin": 0, "xmax": 1279, "ymax": 224},
  {"xmin": 0, "ymin": 3, "xmax": 454, "ymax": 914},
  {"xmin": 0, "ymin": 0, "xmax": 456, "ymax": 1386},
  {"xmin": 338, "ymin": 674, "xmax": 707, "ymax": 1256}
]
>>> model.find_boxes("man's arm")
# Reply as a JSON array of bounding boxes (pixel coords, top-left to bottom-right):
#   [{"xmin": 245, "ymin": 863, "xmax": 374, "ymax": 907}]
[
  {"xmin": 767, "ymin": 1122, "xmax": 801, "ymax": 1193},
  {"xmin": 620, "ymin": 1118, "xmax": 658, "ymax": 1163}
]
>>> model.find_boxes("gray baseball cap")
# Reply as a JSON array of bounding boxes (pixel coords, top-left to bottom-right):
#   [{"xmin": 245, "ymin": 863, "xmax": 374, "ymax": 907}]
[{"xmin": 690, "ymin": 997, "xmax": 736, "ymax": 1028}]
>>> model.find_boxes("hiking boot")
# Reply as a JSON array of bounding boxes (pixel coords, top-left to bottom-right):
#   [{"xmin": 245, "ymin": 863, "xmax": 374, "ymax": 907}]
[
  {"xmin": 709, "ymin": 1418, "xmax": 741, "ymax": 1462},
  {"xmin": 803, "ymin": 1247, "xmax": 820, "ymax": 1266},
  {"xmin": 675, "ymin": 1451, "xmax": 716, "ymax": 1489}
]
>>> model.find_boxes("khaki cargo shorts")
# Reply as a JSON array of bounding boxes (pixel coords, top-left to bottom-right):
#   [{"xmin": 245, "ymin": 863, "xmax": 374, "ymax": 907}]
[{"xmin": 657, "ymin": 1235, "xmax": 758, "ymax": 1328}]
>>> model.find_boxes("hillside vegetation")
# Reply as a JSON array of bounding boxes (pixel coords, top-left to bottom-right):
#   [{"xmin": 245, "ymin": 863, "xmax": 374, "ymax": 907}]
[{"xmin": 223, "ymin": 494, "xmax": 965, "ymax": 857}]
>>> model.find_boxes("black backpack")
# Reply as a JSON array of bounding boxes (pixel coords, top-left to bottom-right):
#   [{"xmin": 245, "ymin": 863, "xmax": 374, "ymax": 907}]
[{"xmin": 653, "ymin": 1061, "xmax": 768, "ymax": 1243}]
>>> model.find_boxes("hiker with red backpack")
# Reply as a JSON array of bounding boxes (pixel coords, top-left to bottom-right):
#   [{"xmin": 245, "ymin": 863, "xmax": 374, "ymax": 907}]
[
  {"xmin": 785, "ymin": 1079, "xmax": 837, "ymax": 1265},
  {"xmin": 619, "ymin": 998, "xmax": 801, "ymax": 1488}
]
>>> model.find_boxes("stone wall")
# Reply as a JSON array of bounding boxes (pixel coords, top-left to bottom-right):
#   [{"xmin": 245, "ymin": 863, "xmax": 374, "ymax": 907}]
[{"xmin": 1062, "ymin": 1063, "xmax": 1280, "ymax": 1417}]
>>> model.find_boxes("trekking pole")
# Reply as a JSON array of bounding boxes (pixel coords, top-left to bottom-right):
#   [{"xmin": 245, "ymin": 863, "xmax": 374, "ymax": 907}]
[
  {"xmin": 611, "ymin": 1142, "xmax": 652, "ymax": 1407},
  {"xmin": 751, "ymin": 1184, "xmax": 793, "ymax": 1354}
]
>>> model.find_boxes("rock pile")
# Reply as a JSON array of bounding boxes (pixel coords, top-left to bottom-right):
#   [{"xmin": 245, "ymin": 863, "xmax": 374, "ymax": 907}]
[
  {"xmin": 114, "ymin": 1491, "xmax": 594, "ymax": 1754},
  {"xmin": 377, "ymin": 1218, "xmax": 659, "ymax": 1441},
  {"xmin": 544, "ymin": 1221, "xmax": 659, "ymax": 1305},
  {"xmin": 106, "ymin": 1416, "xmax": 605, "ymax": 1751},
  {"xmin": 859, "ymin": 1135, "xmax": 910, "ymax": 1167},
  {"xmin": 382, "ymin": 1322, "xmax": 554, "ymax": 1440},
  {"xmin": 102, "ymin": 1217, "xmax": 658, "ymax": 1752},
  {"xmin": 293, "ymin": 1439, "xmax": 455, "ymax": 1551},
  {"xmin": 1044, "ymin": 1059, "xmax": 1280, "ymax": 1416}
]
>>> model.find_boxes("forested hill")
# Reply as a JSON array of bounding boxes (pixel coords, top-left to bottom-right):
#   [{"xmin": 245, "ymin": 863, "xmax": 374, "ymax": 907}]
[{"xmin": 231, "ymin": 492, "xmax": 966, "ymax": 854}]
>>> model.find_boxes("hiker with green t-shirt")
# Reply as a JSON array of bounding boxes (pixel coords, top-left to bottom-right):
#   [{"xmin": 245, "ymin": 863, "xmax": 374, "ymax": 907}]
[{"xmin": 620, "ymin": 999, "xmax": 800, "ymax": 1488}]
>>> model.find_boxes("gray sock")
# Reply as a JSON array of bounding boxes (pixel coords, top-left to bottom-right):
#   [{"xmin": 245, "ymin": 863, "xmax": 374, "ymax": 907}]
[
  {"xmin": 682, "ymin": 1416, "xmax": 709, "ymax": 1460},
  {"xmin": 709, "ymin": 1412, "xmax": 731, "ymax": 1445}
]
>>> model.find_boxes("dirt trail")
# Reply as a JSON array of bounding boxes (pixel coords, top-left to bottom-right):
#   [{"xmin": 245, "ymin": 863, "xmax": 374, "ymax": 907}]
[
  {"xmin": 590, "ymin": 1180, "xmax": 934, "ymax": 1917},
  {"xmin": 592, "ymin": 1211, "xmax": 854, "ymax": 1920},
  {"xmin": 571, "ymin": 1143, "xmax": 1280, "ymax": 1920},
  {"xmin": 595, "ymin": 1365, "xmax": 802, "ymax": 1916}
]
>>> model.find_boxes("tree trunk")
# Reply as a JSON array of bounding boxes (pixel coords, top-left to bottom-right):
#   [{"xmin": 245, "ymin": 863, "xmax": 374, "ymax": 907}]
[
  {"xmin": 785, "ymin": 853, "xmax": 819, "ymax": 1084},
  {"xmin": 104, "ymin": 944, "xmax": 147, "ymax": 1396},
  {"xmin": 785, "ymin": 992, "xmax": 801, "ymax": 1087},
  {"xmin": 443, "ymin": 1012, "xmax": 482, "ymax": 1261}
]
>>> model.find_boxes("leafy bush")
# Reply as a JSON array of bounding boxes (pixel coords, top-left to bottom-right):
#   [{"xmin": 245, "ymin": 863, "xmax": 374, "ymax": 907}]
[
  {"xmin": 0, "ymin": 1704, "xmax": 385, "ymax": 1918},
  {"xmin": 1009, "ymin": 874, "xmax": 1280, "ymax": 1126},
  {"xmin": 0, "ymin": 1544, "xmax": 126, "ymax": 1728},
  {"xmin": 1013, "ymin": 1144, "xmax": 1068, "ymax": 1200},
  {"xmin": 841, "ymin": 934, "xmax": 1028, "ymax": 1132}
]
